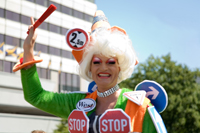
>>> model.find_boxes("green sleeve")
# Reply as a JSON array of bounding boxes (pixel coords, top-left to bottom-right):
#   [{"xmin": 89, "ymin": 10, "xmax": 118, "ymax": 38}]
[
  {"xmin": 142, "ymin": 109, "xmax": 157, "ymax": 133},
  {"xmin": 21, "ymin": 65, "xmax": 86, "ymax": 118}
]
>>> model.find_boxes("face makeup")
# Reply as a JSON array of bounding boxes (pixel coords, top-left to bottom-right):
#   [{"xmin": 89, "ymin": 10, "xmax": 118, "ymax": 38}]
[{"xmin": 90, "ymin": 55, "xmax": 120, "ymax": 91}]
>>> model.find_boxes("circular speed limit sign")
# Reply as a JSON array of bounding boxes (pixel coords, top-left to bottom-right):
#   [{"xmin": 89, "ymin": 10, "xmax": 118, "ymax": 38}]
[{"xmin": 66, "ymin": 28, "xmax": 89, "ymax": 51}]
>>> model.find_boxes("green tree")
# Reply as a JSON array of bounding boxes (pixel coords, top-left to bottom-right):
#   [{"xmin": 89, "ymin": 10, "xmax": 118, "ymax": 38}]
[
  {"xmin": 119, "ymin": 54, "xmax": 200, "ymax": 133},
  {"xmin": 54, "ymin": 119, "xmax": 69, "ymax": 133}
]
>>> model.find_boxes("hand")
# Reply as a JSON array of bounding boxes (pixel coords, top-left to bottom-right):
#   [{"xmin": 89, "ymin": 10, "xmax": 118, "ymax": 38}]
[{"xmin": 23, "ymin": 17, "xmax": 37, "ymax": 64}]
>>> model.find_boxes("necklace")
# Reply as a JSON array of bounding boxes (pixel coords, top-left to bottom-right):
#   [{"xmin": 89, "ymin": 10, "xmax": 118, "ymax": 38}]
[{"xmin": 97, "ymin": 84, "xmax": 120, "ymax": 97}]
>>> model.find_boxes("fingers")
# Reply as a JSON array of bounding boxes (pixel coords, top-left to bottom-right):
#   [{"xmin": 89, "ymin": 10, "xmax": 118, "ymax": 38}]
[
  {"xmin": 23, "ymin": 17, "xmax": 37, "ymax": 56},
  {"xmin": 28, "ymin": 26, "xmax": 37, "ymax": 44},
  {"xmin": 29, "ymin": 17, "xmax": 36, "ymax": 37},
  {"xmin": 30, "ymin": 17, "xmax": 35, "ymax": 25},
  {"xmin": 29, "ymin": 26, "xmax": 34, "ymax": 36},
  {"xmin": 26, "ymin": 17, "xmax": 37, "ymax": 42}
]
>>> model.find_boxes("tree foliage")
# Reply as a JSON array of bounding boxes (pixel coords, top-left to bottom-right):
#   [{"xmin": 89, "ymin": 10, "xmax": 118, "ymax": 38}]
[
  {"xmin": 54, "ymin": 119, "xmax": 69, "ymax": 133},
  {"xmin": 119, "ymin": 54, "xmax": 200, "ymax": 133}
]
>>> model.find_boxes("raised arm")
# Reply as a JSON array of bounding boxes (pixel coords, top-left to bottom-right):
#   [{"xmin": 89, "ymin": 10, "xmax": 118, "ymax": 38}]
[
  {"xmin": 23, "ymin": 17, "xmax": 37, "ymax": 69},
  {"xmin": 20, "ymin": 18, "xmax": 86, "ymax": 118}
]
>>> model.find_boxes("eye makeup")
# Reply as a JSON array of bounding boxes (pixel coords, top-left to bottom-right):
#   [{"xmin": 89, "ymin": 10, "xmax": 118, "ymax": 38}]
[
  {"xmin": 92, "ymin": 57, "xmax": 102, "ymax": 64},
  {"xmin": 106, "ymin": 58, "xmax": 116, "ymax": 64}
]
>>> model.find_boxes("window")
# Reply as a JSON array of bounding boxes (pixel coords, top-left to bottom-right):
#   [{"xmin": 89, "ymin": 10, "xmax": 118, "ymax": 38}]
[
  {"xmin": 0, "ymin": 60, "xmax": 3, "ymax": 71},
  {"xmin": 5, "ymin": 36, "xmax": 12, "ymax": 46},
  {"xmin": 73, "ymin": 10, "xmax": 83, "ymax": 19},
  {"xmin": 4, "ymin": 61, "xmax": 14, "ymax": 73},
  {"xmin": 3, "ymin": 7, "xmax": 90, "ymax": 36},
  {"xmin": 61, "ymin": 5, "xmax": 72, "ymax": 16},
  {"xmin": 35, "ymin": 43, "xmax": 48, "ymax": 54},
  {"xmin": 0, "ymin": 34, "xmax": 4, "ymax": 43},
  {"xmin": 66, "ymin": 73, "xmax": 72, "ymax": 91},
  {"xmin": 47, "ymin": 69, "xmax": 51, "ymax": 79},
  {"xmin": 72, "ymin": 74, "xmax": 78, "ymax": 87},
  {"xmin": 35, "ymin": 0, "xmax": 48, "ymax": 7},
  {"xmin": 40, "ymin": 68, "xmax": 47, "ymax": 79},
  {"xmin": 59, "ymin": 72, "xmax": 67, "ymax": 92},
  {"xmin": 59, "ymin": 72, "xmax": 72, "ymax": 92},
  {"xmin": 61, "ymin": 27, "xmax": 68, "ymax": 35},
  {"xmin": 21, "ymin": 15, "xmax": 31, "ymax": 25},
  {"xmin": 5, "ymin": 10, "xmax": 20, "ymax": 22},
  {"xmin": 49, "ymin": 23, "xmax": 61, "ymax": 34},
  {"xmin": 61, "ymin": 49, "xmax": 72, "ymax": 59},
  {"xmin": 59, "ymin": 72, "xmax": 80, "ymax": 93},
  {"xmin": 5, "ymin": 35, "xmax": 20, "ymax": 46},
  {"xmin": 84, "ymin": 14, "xmax": 93, "ymax": 23},
  {"xmin": 77, "ymin": 75, "xmax": 80, "ymax": 88},
  {"xmin": 4, "ymin": 61, "xmax": 11, "ymax": 73},
  {"xmin": 60, "ymin": 72, "xmax": 66, "ymax": 85},
  {"xmin": 11, "ymin": 62, "xmax": 15, "ymax": 73},
  {"xmin": 38, "ymin": 21, "xmax": 48, "ymax": 30},
  {"xmin": 37, "ymin": 67, "xmax": 50, "ymax": 79},
  {"xmin": 72, "ymin": 74, "xmax": 80, "ymax": 91},
  {"xmin": 0, "ymin": 8, "xmax": 4, "ymax": 18},
  {"xmin": 49, "ymin": 46, "xmax": 60, "ymax": 56}
]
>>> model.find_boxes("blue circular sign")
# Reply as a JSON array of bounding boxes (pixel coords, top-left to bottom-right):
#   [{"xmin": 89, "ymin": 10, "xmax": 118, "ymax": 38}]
[
  {"xmin": 135, "ymin": 80, "xmax": 168, "ymax": 113},
  {"xmin": 88, "ymin": 81, "xmax": 97, "ymax": 93}
]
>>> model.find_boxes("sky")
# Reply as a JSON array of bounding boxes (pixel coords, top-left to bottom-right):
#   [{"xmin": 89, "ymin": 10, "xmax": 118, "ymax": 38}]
[{"xmin": 95, "ymin": 0, "xmax": 200, "ymax": 70}]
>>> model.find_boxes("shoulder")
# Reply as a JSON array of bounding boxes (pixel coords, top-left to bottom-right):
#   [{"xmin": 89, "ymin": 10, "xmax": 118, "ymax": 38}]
[{"xmin": 85, "ymin": 90, "xmax": 97, "ymax": 99}]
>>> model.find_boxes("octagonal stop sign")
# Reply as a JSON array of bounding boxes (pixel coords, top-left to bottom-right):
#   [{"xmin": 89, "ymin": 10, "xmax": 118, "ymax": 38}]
[
  {"xmin": 68, "ymin": 109, "xmax": 89, "ymax": 133},
  {"xmin": 99, "ymin": 109, "xmax": 131, "ymax": 133}
]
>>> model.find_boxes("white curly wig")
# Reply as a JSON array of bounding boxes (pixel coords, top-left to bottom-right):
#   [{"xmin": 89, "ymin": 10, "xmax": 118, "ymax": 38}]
[{"xmin": 78, "ymin": 27, "xmax": 137, "ymax": 83}]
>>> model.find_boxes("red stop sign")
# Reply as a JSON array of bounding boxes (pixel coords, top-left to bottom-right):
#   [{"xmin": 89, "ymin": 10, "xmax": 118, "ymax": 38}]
[
  {"xmin": 68, "ymin": 109, "xmax": 89, "ymax": 133},
  {"xmin": 99, "ymin": 109, "xmax": 131, "ymax": 133}
]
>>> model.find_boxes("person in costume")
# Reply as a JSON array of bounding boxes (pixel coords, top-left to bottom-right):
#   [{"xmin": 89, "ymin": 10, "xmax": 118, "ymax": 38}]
[{"xmin": 17, "ymin": 10, "xmax": 166, "ymax": 133}]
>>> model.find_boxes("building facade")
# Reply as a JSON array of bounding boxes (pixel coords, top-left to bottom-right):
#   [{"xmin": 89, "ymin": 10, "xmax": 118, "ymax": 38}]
[{"xmin": 0, "ymin": 0, "xmax": 97, "ymax": 132}]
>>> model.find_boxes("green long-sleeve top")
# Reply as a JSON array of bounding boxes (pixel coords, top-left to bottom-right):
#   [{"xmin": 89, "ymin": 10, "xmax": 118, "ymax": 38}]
[{"xmin": 21, "ymin": 65, "xmax": 156, "ymax": 133}]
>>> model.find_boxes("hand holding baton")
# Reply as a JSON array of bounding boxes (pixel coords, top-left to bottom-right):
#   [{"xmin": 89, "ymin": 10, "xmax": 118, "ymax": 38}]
[
  {"xmin": 12, "ymin": 4, "xmax": 57, "ymax": 72},
  {"xmin": 27, "ymin": 4, "xmax": 57, "ymax": 34}
]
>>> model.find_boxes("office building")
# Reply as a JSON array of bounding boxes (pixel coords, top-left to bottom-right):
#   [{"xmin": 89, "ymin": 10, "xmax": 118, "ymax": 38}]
[{"xmin": 0, "ymin": 0, "xmax": 97, "ymax": 132}]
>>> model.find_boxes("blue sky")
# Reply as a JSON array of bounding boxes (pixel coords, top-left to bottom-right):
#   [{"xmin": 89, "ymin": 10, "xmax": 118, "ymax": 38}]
[{"xmin": 95, "ymin": 0, "xmax": 200, "ymax": 70}]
